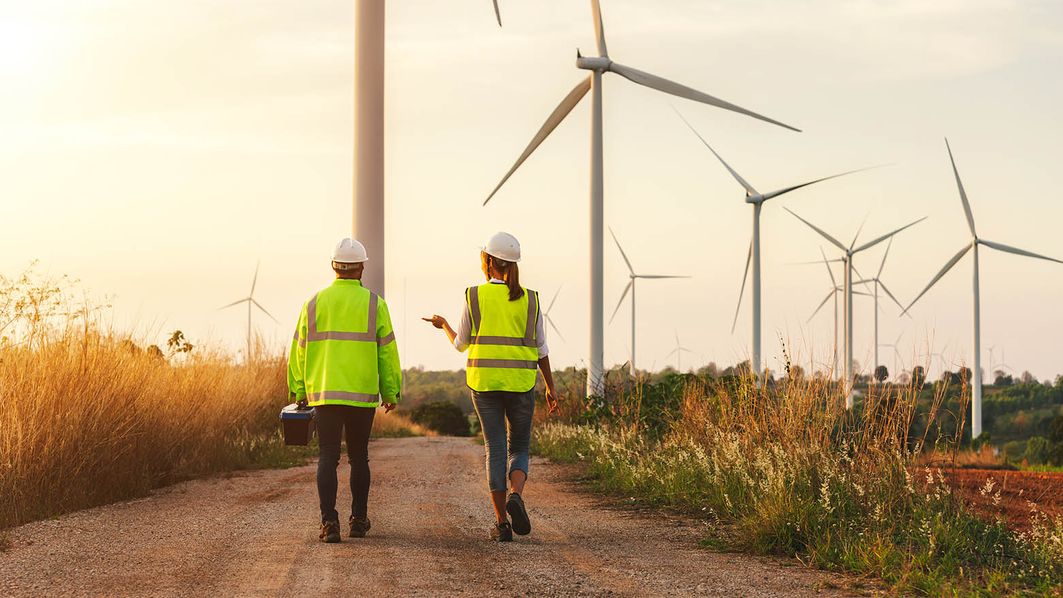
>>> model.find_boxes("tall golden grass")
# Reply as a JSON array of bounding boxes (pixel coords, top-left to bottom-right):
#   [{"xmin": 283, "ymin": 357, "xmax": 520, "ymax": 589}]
[{"xmin": 0, "ymin": 267, "xmax": 425, "ymax": 529}]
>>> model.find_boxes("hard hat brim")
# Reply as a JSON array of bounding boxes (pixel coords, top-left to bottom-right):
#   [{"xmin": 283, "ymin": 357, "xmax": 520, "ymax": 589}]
[{"xmin": 482, "ymin": 247, "xmax": 520, "ymax": 263}]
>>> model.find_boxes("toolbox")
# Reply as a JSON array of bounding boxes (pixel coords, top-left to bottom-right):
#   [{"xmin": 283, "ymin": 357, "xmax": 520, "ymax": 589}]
[{"xmin": 279, "ymin": 403, "xmax": 315, "ymax": 446}]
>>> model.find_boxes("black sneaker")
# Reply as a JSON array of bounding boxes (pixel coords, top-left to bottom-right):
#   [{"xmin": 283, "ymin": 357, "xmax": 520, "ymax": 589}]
[
  {"xmin": 349, "ymin": 515, "xmax": 371, "ymax": 538},
  {"xmin": 319, "ymin": 520, "xmax": 341, "ymax": 543},
  {"xmin": 506, "ymin": 493, "xmax": 531, "ymax": 536},
  {"xmin": 490, "ymin": 521, "xmax": 513, "ymax": 542}
]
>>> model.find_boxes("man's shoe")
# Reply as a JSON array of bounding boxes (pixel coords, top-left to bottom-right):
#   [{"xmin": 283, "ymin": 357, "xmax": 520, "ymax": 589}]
[
  {"xmin": 490, "ymin": 521, "xmax": 513, "ymax": 542},
  {"xmin": 349, "ymin": 515, "xmax": 371, "ymax": 538},
  {"xmin": 319, "ymin": 520, "xmax": 341, "ymax": 543},
  {"xmin": 505, "ymin": 492, "xmax": 531, "ymax": 535}
]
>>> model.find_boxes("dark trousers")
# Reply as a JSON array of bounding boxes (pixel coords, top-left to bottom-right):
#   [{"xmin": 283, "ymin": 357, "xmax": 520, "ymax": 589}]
[{"xmin": 315, "ymin": 405, "xmax": 376, "ymax": 523}]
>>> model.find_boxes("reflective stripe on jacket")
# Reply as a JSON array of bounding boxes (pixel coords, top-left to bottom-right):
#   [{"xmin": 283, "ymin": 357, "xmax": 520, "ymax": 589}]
[
  {"xmin": 465, "ymin": 283, "xmax": 539, "ymax": 392},
  {"xmin": 287, "ymin": 279, "xmax": 401, "ymax": 407}
]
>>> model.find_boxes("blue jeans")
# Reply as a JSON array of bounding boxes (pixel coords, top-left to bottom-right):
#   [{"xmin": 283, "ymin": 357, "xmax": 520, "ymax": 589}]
[{"xmin": 471, "ymin": 390, "xmax": 535, "ymax": 492}]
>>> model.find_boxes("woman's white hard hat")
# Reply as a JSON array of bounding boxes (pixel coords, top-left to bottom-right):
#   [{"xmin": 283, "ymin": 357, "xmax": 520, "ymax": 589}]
[
  {"xmin": 483, "ymin": 231, "xmax": 521, "ymax": 263},
  {"xmin": 332, "ymin": 238, "xmax": 369, "ymax": 263}
]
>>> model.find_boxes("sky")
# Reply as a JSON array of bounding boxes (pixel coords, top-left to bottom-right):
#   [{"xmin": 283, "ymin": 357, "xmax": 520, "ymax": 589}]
[{"xmin": 2, "ymin": 0, "xmax": 1062, "ymax": 380}]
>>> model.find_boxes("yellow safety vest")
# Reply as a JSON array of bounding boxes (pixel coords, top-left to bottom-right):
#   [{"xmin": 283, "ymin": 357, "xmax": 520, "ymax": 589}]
[
  {"xmin": 465, "ymin": 283, "xmax": 540, "ymax": 392},
  {"xmin": 287, "ymin": 279, "xmax": 402, "ymax": 407}
]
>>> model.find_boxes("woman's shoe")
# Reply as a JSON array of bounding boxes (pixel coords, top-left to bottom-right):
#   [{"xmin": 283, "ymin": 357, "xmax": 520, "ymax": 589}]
[
  {"xmin": 490, "ymin": 521, "xmax": 513, "ymax": 542},
  {"xmin": 349, "ymin": 515, "xmax": 371, "ymax": 538},
  {"xmin": 506, "ymin": 493, "xmax": 531, "ymax": 535}
]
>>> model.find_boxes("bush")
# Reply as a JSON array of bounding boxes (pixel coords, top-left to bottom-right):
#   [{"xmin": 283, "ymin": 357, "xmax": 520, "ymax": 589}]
[
  {"xmin": 1025, "ymin": 436, "xmax": 1051, "ymax": 465},
  {"xmin": 408, "ymin": 400, "xmax": 470, "ymax": 436}
]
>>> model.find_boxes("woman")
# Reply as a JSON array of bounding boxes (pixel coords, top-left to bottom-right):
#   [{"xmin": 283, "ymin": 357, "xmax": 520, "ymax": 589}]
[{"xmin": 423, "ymin": 231, "xmax": 561, "ymax": 542}]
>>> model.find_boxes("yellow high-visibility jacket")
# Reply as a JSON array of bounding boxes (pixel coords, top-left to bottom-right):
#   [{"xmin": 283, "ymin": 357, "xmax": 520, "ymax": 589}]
[
  {"xmin": 287, "ymin": 279, "xmax": 401, "ymax": 407},
  {"xmin": 465, "ymin": 283, "xmax": 540, "ymax": 393}
]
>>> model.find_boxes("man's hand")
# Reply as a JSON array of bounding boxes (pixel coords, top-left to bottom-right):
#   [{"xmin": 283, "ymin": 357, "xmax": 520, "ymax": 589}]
[
  {"xmin": 296, "ymin": 398, "xmax": 309, "ymax": 410},
  {"xmin": 545, "ymin": 388, "xmax": 561, "ymax": 416},
  {"xmin": 381, "ymin": 401, "xmax": 397, "ymax": 413},
  {"xmin": 421, "ymin": 315, "xmax": 448, "ymax": 330}
]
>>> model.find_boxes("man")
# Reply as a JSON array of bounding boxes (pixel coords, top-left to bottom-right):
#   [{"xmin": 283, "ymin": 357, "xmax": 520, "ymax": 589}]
[{"xmin": 287, "ymin": 237, "xmax": 401, "ymax": 543}]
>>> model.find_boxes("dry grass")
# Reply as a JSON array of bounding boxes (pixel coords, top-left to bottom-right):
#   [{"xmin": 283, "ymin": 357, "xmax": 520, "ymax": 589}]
[
  {"xmin": 536, "ymin": 362, "xmax": 1063, "ymax": 594},
  {"xmin": 0, "ymin": 267, "xmax": 425, "ymax": 529},
  {"xmin": 373, "ymin": 411, "xmax": 436, "ymax": 438}
]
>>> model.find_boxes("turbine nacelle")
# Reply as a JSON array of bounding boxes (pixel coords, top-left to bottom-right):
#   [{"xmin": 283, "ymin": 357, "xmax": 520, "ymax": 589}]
[
  {"xmin": 744, "ymin": 193, "xmax": 765, "ymax": 204},
  {"xmin": 576, "ymin": 54, "xmax": 612, "ymax": 71}
]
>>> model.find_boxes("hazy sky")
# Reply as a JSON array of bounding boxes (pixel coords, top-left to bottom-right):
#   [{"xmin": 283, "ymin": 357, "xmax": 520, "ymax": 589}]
[{"xmin": 3, "ymin": 0, "xmax": 1062, "ymax": 380}]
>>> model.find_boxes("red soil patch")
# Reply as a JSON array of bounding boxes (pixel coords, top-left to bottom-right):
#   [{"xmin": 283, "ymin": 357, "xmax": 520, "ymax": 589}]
[{"xmin": 943, "ymin": 468, "xmax": 1063, "ymax": 529}]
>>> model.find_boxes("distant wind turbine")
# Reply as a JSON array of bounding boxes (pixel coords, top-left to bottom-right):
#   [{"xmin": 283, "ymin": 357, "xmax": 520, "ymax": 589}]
[
  {"xmin": 806, "ymin": 247, "xmax": 872, "ymax": 378},
  {"xmin": 219, "ymin": 262, "xmax": 278, "ymax": 359},
  {"xmin": 851, "ymin": 237, "xmax": 909, "ymax": 377},
  {"xmin": 787, "ymin": 209, "xmax": 925, "ymax": 405},
  {"xmin": 666, "ymin": 330, "xmax": 695, "ymax": 372},
  {"xmin": 903, "ymin": 139, "xmax": 1063, "ymax": 439},
  {"xmin": 483, "ymin": 0, "xmax": 799, "ymax": 398},
  {"xmin": 609, "ymin": 228, "xmax": 690, "ymax": 376},
  {"xmin": 878, "ymin": 331, "xmax": 904, "ymax": 378},
  {"xmin": 543, "ymin": 286, "xmax": 566, "ymax": 343},
  {"xmin": 675, "ymin": 111, "xmax": 874, "ymax": 382}
]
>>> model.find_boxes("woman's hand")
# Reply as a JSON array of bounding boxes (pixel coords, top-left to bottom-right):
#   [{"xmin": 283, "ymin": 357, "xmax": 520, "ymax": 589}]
[
  {"xmin": 422, "ymin": 315, "xmax": 448, "ymax": 330},
  {"xmin": 545, "ymin": 387, "xmax": 561, "ymax": 416}
]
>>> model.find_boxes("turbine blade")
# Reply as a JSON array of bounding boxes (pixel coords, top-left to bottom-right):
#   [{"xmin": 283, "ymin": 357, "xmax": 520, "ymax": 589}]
[
  {"xmin": 545, "ymin": 314, "xmax": 565, "ymax": 342},
  {"xmin": 609, "ymin": 62, "xmax": 800, "ymax": 132},
  {"xmin": 251, "ymin": 299, "xmax": 279, "ymax": 324},
  {"xmin": 546, "ymin": 286, "xmax": 562, "ymax": 313},
  {"xmin": 673, "ymin": 107, "xmax": 757, "ymax": 196},
  {"xmin": 877, "ymin": 280, "xmax": 907, "ymax": 315},
  {"xmin": 609, "ymin": 281, "xmax": 633, "ymax": 324},
  {"xmin": 492, "ymin": 0, "xmax": 501, "ymax": 26},
  {"xmin": 219, "ymin": 298, "xmax": 250, "ymax": 310},
  {"xmin": 635, "ymin": 275, "xmax": 691, "ymax": 279},
  {"xmin": 591, "ymin": 0, "xmax": 608, "ymax": 57},
  {"xmin": 849, "ymin": 212, "xmax": 870, "ymax": 251},
  {"xmin": 784, "ymin": 208, "xmax": 847, "ymax": 252},
  {"xmin": 807, "ymin": 290, "xmax": 834, "ymax": 323},
  {"xmin": 250, "ymin": 261, "xmax": 260, "ymax": 296},
  {"xmin": 944, "ymin": 138, "xmax": 977, "ymax": 237},
  {"xmin": 761, "ymin": 165, "xmax": 883, "ymax": 202},
  {"xmin": 666, "ymin": 348, "xmax": 679, "ymax": 358},
  {"xmin": 731, "ymin": 240, "xmax": 752, "ymax": 334},
  {"xmin": 483, "ymin": 76, "xmax": 592, "ymax": 205},
  {"xmin": 877, "ymin": 237, "xmax": 893, "ymax": 279},
  {"xmin": 980, "ymin": 239, "xmax": 1063, "ymax": 265},
  {"xmin": 609, "ymin": 227, "xmax": 635, "ymax": 274},
  {"xmin": 903, "ymin": 243, "xmax": 973, "ymax": 314},
  {"xmin": 853, "ymin": 217, "xmax": 926, "ymax": 254},
  {"xmin": 820, "ymin": 247, "xmax": 836, "ymax": 287}
]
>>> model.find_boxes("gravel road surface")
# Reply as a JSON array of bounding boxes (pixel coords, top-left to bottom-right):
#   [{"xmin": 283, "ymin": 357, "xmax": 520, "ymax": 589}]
[{"xmin": 0, "ymin": 436, "xmax": 859, "ymax": 597}]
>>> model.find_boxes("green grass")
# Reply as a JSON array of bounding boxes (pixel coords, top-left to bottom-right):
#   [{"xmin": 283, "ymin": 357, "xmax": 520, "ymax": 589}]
[{"xmin": 536, "ymin": 420, "xmax": 1063, "ymax": 596}]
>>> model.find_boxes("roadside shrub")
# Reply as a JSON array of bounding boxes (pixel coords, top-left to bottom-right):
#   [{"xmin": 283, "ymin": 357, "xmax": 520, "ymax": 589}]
[{"xmin": 408, "ymin": 400, "xmax": 470, "ymax": 436}]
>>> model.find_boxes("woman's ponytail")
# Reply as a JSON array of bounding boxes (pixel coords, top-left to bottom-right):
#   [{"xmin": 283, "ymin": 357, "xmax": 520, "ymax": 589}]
[{"xmin": 501, "ymin": 260, "xmax": 524, "ymax": 301}]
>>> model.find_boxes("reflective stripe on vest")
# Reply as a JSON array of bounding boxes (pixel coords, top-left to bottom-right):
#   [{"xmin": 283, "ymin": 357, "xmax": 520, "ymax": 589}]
[{"xmin": 465, "ymin": 284, "xmax": 539, "ymax": 392}]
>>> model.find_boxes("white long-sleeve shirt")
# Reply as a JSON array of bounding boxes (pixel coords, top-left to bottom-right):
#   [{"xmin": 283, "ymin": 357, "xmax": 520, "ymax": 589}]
[{"xmin": 453, "ymin": 279, "xmax": 549, "ymax": 358}]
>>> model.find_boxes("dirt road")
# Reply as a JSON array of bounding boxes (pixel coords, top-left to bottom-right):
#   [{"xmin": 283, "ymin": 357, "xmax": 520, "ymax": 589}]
[{"xmin": 1, "ymin": 437, "xmax": 856, "ymax": 597}]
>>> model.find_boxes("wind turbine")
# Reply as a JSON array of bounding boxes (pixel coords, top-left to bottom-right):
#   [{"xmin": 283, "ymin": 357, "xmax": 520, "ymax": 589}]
[
  {"xmin": 219, "ymin": 262, "xmax": 278, "ymax": 359},
  {"xmin": 851, "ymin": 237, "xmax": 909, "ymax": 376},
  {"xmin": 608, "ymin": 228, "xmax": 690, "ymax": 376},
  {"xmin": 543, "ymin": 286, "xmax": 566, "ymax": 343},
  {"xmin": 902, "ymin": 139, "xmax": 1063, "ymax": 439},
  {"xmin": 786, "ymin": 209, "xmax": 925, "ymax": 406},
  {"xmin": 674, "ymin": 113, "xmax": 872, "ymax": 381},
  {"xmin": 878, "ymin": 331, "xmax": 904, "ymax": 379},
  {"xmin": 806, "ymin": 248, "xmax": 872, "ymax": 378},
  {"xmin": 483, "ymin": 0, "xmax": 799, "ymax": 398},
  {"xmin": 666, "ymin": 330, "xmax": 695, "ymax": 372}
]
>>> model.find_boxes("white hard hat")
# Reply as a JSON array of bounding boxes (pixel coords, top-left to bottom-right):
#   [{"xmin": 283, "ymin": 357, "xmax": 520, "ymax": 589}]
[
  {"xmin": 483, "ymin": 231, "xmax": 521, "ymax": 263},
  {"xmin": 332, "ymin": 238, "xmax": 369, "ymax": 263}
]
